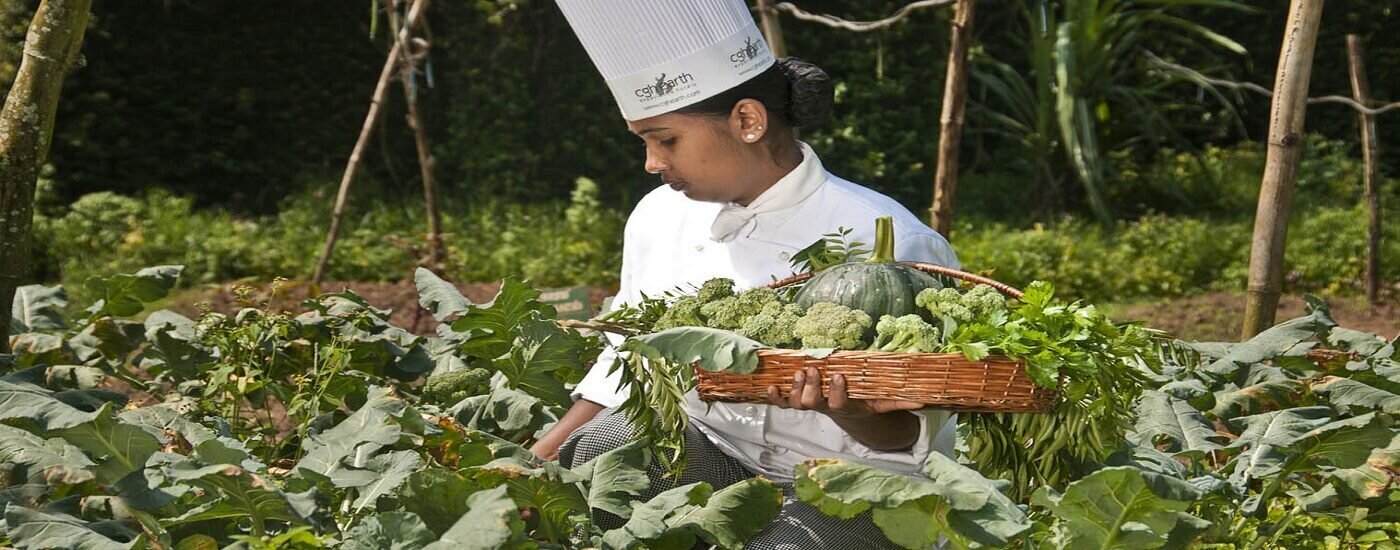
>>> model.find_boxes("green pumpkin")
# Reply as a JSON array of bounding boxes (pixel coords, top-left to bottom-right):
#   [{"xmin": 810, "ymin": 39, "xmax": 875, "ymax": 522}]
[{"xmin": 794, "ymin": 216, "xmax": 943, "ymax": 319}]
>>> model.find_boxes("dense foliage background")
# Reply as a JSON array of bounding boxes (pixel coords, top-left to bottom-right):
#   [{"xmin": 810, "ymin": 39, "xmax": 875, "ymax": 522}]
[{"xmin": 2, "ymin": 0, "xmax": 1397, "ymax": 305}]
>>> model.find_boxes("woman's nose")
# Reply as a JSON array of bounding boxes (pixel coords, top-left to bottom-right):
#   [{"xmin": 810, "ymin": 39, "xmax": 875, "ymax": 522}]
[{"xmin": 644, "ymin": 149, "xmax": 669, "ymax": 174}]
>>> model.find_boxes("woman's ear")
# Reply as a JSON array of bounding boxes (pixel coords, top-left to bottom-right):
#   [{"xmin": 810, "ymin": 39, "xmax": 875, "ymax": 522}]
[{"xmin": 730, "ymin": 99, "xmax": 770, "ymax": 144}]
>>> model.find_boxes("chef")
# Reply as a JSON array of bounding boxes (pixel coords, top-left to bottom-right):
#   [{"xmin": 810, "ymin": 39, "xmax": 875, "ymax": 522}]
[{"xmin": 532, "ymin": 0, "xmax": 959, "ymax": 546}]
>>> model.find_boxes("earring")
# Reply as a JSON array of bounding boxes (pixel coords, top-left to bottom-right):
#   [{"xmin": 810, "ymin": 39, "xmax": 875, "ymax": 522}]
[{"xmin": 745, "ymin": 133, "xmax": 757, "ymax": 141}]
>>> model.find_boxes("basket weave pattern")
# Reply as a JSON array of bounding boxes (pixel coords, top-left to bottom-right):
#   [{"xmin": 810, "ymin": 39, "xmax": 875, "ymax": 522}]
[{"xmin": 694, "ymin": 262, "xmax": 1058, "ymax": 413}]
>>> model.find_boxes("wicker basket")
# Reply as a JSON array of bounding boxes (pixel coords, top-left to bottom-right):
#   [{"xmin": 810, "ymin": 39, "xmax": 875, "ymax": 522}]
[{"xmin": 694, "ymin": 263, "xmax": 1057, "ymax": 413}]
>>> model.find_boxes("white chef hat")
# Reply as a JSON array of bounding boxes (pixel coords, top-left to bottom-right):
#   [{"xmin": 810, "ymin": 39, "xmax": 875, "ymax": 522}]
[{"xmin": 556, "ymin": 0, "xmax": 776, "ymax": 121}]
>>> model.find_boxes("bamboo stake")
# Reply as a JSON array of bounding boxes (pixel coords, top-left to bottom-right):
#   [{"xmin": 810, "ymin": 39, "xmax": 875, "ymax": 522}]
[
  {"xmin": 928, "ymin": 0, "xmax": 974, "ymax": 238},
  {"xmin": 1241, "ymin": 0, "xmax": 1325, "ymax": 340},
  {"xmin": 1346, "ymin": 35, "xmax": 1382, "ymax": 307},
  {"xmin": 384, "ymin": 0, "xmax": 443, "ymax": 269},
  {"xmin": 756, "ymin": 0, "xmax": 788, "ymax": 58},
  {"xmin": 0, "ymin": 0, "xmax": 92, "ymax": 352},
  {"xmin": 311, "ymin": 0, "xmax": 428, "ymax": 285}
]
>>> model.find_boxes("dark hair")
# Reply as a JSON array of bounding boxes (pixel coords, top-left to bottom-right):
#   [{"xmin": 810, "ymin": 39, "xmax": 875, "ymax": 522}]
[{"xmin": 674, "ymin": 57, "xmax": 833, "ymax": 129}]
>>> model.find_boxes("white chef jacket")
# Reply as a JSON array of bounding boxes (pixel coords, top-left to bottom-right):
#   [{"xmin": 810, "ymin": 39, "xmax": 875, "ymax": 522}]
[{"xmin": 573, "ymin": 142, "xmax": 960, "ymax": 482}]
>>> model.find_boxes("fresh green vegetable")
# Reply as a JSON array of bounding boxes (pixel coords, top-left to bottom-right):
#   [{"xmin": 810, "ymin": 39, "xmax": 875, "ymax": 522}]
[
  {"xmin": 915, "ymin": 284, "xmax": 1008, "ymax": 326},
  {"xmin": 736, "ymin": 301, "xmax": 806, "ymax": 348},
  {"xmin": 868, "ymin": 314, "xmax": 940, "ymax": 353},
  {"xmin": 423, "ymin": 367, "xmax": 492, "ymax": 406},
  {"xmin": 793, "ymin": 217, "xmax": 943, "ymax": 320},
  {"xmin": 701, "ymin": 287, "xmax": 784, "ymax": 331},
  {"xmin": 791, "ymin": 302, "xmax": 873, "ymax": 350},
  {"xmin": 650, "ymin": 278, "xmax": 735, "ymax": 331}
]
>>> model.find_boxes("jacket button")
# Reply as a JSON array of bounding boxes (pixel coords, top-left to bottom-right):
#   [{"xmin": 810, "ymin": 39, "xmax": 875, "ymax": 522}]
[{"xmin": 744, "ymin": 405, "xmax": 758, "ymax": 417}]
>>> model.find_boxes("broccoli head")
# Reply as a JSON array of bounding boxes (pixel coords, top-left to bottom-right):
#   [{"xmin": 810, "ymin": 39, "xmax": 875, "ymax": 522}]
[
  {"xmin": 792, "ymin": 302, "xmax": 872, "ymax": 350},
  {"xmin": 869, "ymin": 314, "xmax": 941, "ymax": 353},
  {"xmin": 962, "ymin": 284, "xmax": 1008, "ymax": 317},
  {"xmin": 915, "ymin": 285, "xmax": 1009, "ymax": 325},
  {"xmin": 916, "ymin": 287, "xmax": 975, "ymax": 324},
  {"xmin": 701, "ymin": 287, "xmax": 783, "ymax": 331},
  {"xmin": 695, "ymin": 278, "xmax": 736, "ymax": 303},
  {"xmin": 651, "ymin": 295, "xmax": 707, "ymax": 331},
  {"xmin": 737, "ymin": 302, "xmax": 806, "ymax": 347},
  {"xmin": 423, "ymin": 368, "xmax": 491, "ymax": 406}
]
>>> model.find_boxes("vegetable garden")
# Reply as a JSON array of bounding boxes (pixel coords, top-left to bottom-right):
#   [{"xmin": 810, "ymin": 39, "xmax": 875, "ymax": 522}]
[
  {"xmin": 2, "ymin": 0, "xmax": 1399, "ymax": 549},
  {"xmin": 3, "ymin": 247, "xmax": 1398, "ymax": 548}
]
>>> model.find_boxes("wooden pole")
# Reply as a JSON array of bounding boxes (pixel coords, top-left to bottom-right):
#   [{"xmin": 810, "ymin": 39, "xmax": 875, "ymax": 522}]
[
  {"xmin": 928, "ymin": 0, "xmax": 974, "ymax": 238},
  {"xmin": 384, "ymin": 0, "xmax": 443, "ymax": 269},
  {"xmin": 0, "ymin": 0, "xmax": 92, "ymax": 352},
  {"xmin": 1346, "ymin": 34, "xmax": 1382, "ymax": 307},
  {"xmin": 756, "ymin": 0, "xmax": 788, "ymax": 59},
  {"xmin": 1241, "ymin": 0, "xmax": 1325, "ymax": 340},
  {"xmin": 311, "ymin": 0, "xmax": 428, "ymax": 285}
]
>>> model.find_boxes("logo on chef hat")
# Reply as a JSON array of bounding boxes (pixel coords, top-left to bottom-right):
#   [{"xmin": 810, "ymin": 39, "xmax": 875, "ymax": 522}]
[
  {"xmin": 634, "ymin": 72, "xmax": 697, "ymax": 101},
  {"xmin": 730, "ymin": 36, "xmax": 763, "ymax": 64}
]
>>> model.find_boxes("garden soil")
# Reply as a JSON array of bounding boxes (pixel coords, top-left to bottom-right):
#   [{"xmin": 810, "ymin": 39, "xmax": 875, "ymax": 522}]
[{"xmin": 168, "ymin": 280, "xmax": 1397, "ymax": 343}]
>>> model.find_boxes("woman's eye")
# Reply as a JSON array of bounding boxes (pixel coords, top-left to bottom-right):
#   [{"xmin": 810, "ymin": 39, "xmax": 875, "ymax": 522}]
[{"xmin": 660, "ymin": 138, "xmax": 677, "ymax": 146}]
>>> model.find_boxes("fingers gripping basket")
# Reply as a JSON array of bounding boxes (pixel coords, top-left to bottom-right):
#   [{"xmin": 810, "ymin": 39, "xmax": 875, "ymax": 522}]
[{"xmin": 694, "ymin": 263, "xmax": 1057, "ymax": 413}]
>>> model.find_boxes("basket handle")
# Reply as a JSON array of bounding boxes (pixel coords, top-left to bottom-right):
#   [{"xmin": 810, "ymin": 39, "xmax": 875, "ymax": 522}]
[{"xmin": 767, "ymin": 262, "xmax": 1024, "ymax": 300}]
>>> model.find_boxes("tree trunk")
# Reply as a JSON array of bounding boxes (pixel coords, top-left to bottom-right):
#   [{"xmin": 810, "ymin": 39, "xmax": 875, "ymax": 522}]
[
  {"xmin": 384, "ymin": 0, "xmax": 443, "ymax": 269},
  {"xmin": 1346, "ymin": 34, "xmax": 1382, "ymax": 307},
  {"xmin": 0, "ymin": 0, "xmax": 92, "ymax": 353},
  {"xmin": 1241, "ymin": 0, "xmax": 1325, "ymax": 340},
  {"xmin": 756, "ymin": 0, "xmax": 787, "ymax": 59},
  {"xmin": 928, "ymin": 0, "xmax": 974, "ymax": 238},
  {"xmin": 312, "ymin": 0, "xmax": 428, "ymax": 285}
]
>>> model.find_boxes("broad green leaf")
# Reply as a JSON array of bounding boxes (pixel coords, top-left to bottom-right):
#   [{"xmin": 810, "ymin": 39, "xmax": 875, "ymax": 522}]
[
  {"xmin": 3, "ymin": 504, "xmax": 136, "ymax": 550},
  {"xmin": 295, "ymin": 386, "xmax": 418, "ymax": 486},
  {"xmin": 84, "ymin": 265, "xmax": 184, "ymax": 318},
  {"xmin": 603, "ymin": 479, "xmax": 782, "ymax": 550},
  {"xmin": 68, "ymin": 317, "xmax": 144, "ymax": 365},
  {"xmin": 452, "ymin": 386, "xmax": 557, "ymax": 437},
  {"xmin": 1210, "ymin": 365, "xmax": 1303, "ymax": 419},
  {"xmin": 55, "ymin": 406, "xmax": 161, "ymax": 485},
  {"xmin": 1312, "ymin": 376, "xmax": 1400, "ymax": 414},
  {"xmin": 0, "ymin": 424, "xmax": 95, "ymax": 486},
  {"xmin": 488, "ymin": 463, "xmax": 590, "ymax": 544},
  {"xmin": 161, "ymin": 462, "xmax": 305, "ymax": 532},
  {"xmin": 342, "ymin": 511, "xmax": 437, "ymax": 550},
  {"xmin": 1201, "ymin": 309, "xmax": 1334, "ymax": 379},
  {"xmin": 45, "ymin": 365, "xmax": 106, "ymax": 390},
  {"xmin": 621, "ymin": 327, "xmax": 766, "ymax": 374},
  {"xmin": 425, "ymin": 485, "xmax": 525, "ymax": 550},
  {"xmin": 415, "ymin": 268, "xmax": 472, "ymax": 322},
  {"xmin": 449, "ymin": 277, "xmax": 555, "ymax": 360},
  {"xmin": 350, "ymin": 450, "xmax": 422, "ymax": 512},
  {"xmin": 1323, "ymin": 432, "xmax": 1400, "ymax": 503},
  {"xmin": 118, "ymin": 405, "xmax": 219, "ymax": 448},
  {"xmin": 1032, "ymin": 466, "xmax": 1203, "ymax": 549},
  {"xmin": 1158, "ymin": 379, "xmax": 1214, "ymax": 411},
  {"xmin": 1328, "ymin": 327, "xmax": 1388, "ymax": 357},
  {"xmin": 572, "ymin": 438, "xmax": 652, "ymax": 520},
  {"xmin": 796, "ymin": 456, "xmax": 1030, "ymax": 549},
  {"xmin": 10, "ymin": 284, "xmax": 67, "ymax": 334},
  {"xmin": 0, "ymin": 368, "xmax": 102, "ymax": 430},
  {"xmin": 139, "ymin": 310, "xmax": 213, "ymax": 379},
  {"xmin": 494, "ymin": 314, "xmax": 587, "ymax": 407},
  {"xmin": 396, "ymin": 469, "xmax": 481, "ymax": 535},
  {"xmin": 1227, "ymin": 407, "xmax": 1335, "ymax": 451},
  {"xmin": 1131, "ymin": 391, "xmax": 1224, "ymax": 459}
]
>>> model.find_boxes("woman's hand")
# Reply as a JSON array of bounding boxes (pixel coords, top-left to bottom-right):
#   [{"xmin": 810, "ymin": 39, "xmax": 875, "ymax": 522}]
[
  {"xmin": 764, "ymin": 366, "xmax": 924, "ymax": 417},
  {"xmin": 764, "ymin": 366, "xmax": 924, "ymax": 451}
]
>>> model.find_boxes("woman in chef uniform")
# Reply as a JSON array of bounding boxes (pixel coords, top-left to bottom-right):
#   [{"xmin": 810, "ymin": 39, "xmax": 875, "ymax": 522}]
[{"xmin": 533, "ymin": 0, "xmax": 959, "ymax": 546}]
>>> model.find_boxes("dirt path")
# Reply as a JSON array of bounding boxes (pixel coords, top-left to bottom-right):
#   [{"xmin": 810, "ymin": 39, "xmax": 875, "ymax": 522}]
[{"xmin": 1107, "ymin": 292, "xmax": 1398, "ymax": 342}]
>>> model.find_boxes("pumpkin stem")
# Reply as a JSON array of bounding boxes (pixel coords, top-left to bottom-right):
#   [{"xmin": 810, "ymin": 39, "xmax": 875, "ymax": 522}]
[{"xmin": 867, "ymin": 216, "xmax": 896, "ymax": 263}]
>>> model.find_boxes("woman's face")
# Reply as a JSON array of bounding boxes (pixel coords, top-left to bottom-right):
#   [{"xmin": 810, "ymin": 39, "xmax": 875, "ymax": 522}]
[{"xmin": 627, "ymin": 111, "xmax": 764, "ymax": 205}]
